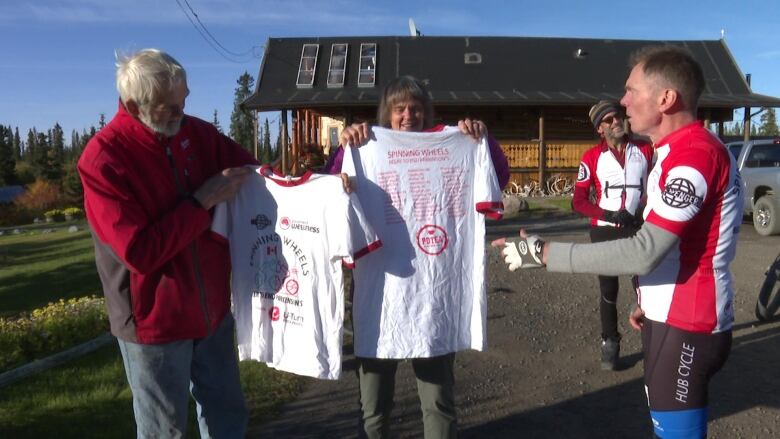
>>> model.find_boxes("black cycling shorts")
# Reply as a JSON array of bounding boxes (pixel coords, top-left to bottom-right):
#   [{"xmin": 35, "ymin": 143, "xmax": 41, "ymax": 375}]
[{"xmin": 642, "ymin": 319, "xmax": 731, "ymax": 438}]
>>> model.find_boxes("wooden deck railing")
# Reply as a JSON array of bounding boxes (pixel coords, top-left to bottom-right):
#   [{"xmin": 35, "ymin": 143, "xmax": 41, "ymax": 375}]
[{"xmin": 501, "ymin": 140, "xmax": 593, "ymax": 169}]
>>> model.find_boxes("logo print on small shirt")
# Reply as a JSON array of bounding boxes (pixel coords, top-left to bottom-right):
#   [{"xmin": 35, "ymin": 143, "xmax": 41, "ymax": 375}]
[{"xmin": 251, "ymin": 214, "xmax": 271, "ymax": 230}]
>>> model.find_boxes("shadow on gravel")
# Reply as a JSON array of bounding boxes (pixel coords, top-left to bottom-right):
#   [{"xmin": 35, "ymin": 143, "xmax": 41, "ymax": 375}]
[
  {"xmin": 486, "ymin": 212, "xmax": 590, "ymax": 241},
  {"xmin": 460, "ymin": 322, "xmax": 780, "ymax": 439}
]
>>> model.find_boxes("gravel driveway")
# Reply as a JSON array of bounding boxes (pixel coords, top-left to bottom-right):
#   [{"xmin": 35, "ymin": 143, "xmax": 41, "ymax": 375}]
[{"xmin": 252, "ymin": 213, "xmax": 780, "ymax": 438}]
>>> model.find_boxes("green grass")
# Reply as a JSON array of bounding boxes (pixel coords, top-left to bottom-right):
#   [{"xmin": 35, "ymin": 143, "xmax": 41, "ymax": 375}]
[
  {"xmin": 0, "ymin": 343, "xmax": 306, "ymax": 438},
  {"xmin": 0, "ymin": 227, "xmax": 101, "ymax": 317},
  {"xmin": 525, "ymin": 196, "xmax": 574, "ymax": 212},
  {"xmin": 0, "ymin": 344, "xmax": 136, "ymax": 438}
]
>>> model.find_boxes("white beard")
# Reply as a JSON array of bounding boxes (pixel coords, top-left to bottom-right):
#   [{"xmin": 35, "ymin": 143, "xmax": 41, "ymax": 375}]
[{"xmin": 139, "ymin": 111, "xmax": 182, "ymax": 137}]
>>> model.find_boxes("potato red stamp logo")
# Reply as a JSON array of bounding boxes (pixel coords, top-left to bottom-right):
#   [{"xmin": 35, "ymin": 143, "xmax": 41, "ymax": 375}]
[
  {"xmin": 280, "ymin": 217, "xmax": 290, "ymax": 229},
  {"xmin": 269, "ymin": 306, "xmax": 280, "ymax": 321},
  {"xmin": 285, "ymin": 279, "xmax": 299, "ymax": 296},
  {"xmin": 416, "ymin": 225, "xmax": 448, "ymax": 255}
]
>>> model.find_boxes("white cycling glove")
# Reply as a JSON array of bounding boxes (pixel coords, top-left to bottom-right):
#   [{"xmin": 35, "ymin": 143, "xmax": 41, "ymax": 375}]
[{"xmin": 501, "ymin": 235, "xmax": 546, "ymax": 270}]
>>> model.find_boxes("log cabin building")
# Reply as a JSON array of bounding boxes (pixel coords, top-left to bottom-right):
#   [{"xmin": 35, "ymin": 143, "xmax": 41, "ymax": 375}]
[{"xmin": 242, "ymin": 36, "xmax": 780, "ymax": 185}]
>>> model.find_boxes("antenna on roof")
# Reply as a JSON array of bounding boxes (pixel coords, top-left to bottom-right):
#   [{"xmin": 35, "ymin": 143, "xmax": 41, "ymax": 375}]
[{"xmin": 409, "ymin": 18, "xmax": 421, "ymax": 37}]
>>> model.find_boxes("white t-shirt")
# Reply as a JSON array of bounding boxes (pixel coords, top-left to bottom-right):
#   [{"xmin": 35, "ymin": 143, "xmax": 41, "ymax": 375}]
[
  {"xmin": 342, "ymin": 126, "xmax": 503, "ymax": 359},
  {"xmin": 212, "ymin": 165, "xmax": 381, "ymax": 379}
]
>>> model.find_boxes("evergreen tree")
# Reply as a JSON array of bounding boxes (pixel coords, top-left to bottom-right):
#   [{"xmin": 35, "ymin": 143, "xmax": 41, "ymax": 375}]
[
  {"xmin": 272, "ymin": 120, "xmax": 285, "ymax": 161},
  {"xmin": 42, "ymin": 123, "xmax": 65, "ymax": 183},
  {"xmin": 13, "ymin": 127, "xmax": 21, "ymax": 161},
  {"xmin": 34, "ymin": 131, "xmax": 51, "ymax": 180},
  {"xmin": 213, "ymin": 109, "xmax": 224, "ymax": 133},
  {"xmin": 98, "ymin": 113, "xmax": 106, "ymax": 129},
  {"xmin": 759, "ymin": 108, "xmax": 779, "ymax": 136},
  {"xmin": 69, "ymin": 130, "xmax": 81, "ymax": 161},
  {"xmin": 229, "ymin": 72, "xmax": 256, "ymax": 153},
  {"xmin": 24, "ymin": 128, "xmax": 40, "ymax": 167},
  {"xmin": 0, "ymin": 125, "xmax": 16, "ymax": 185},
  {"xmin": 261, "ymin": 118, "xmax": 272, "ymax": 163}
]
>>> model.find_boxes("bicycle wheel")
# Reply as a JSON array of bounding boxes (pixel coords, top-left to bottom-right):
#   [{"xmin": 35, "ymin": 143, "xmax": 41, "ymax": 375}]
[{"xmin": 755, "ymin": 253, "xmax": 780, "ymax": 322}]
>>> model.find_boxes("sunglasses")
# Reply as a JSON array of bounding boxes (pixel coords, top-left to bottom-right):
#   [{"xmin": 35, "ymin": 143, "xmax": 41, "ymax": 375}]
[{"xmin": 601, "ymin": 114, "xmax": 623, "ymax": 125}]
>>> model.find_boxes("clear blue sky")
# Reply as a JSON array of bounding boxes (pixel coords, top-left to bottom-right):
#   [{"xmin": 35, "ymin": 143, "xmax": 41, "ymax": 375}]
[{"xmin": 1, "ymin": 0, "xmax": 779, "ymax": 140}]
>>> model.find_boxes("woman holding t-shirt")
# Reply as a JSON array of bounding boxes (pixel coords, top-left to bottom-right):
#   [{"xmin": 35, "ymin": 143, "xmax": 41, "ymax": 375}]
[{"xmin": 323, "ymin": 75, "xmax": 509, "ymax": 439}]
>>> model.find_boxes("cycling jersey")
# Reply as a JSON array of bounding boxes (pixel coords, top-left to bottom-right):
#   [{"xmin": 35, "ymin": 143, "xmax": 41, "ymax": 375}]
[
  {"xmin": 638, "ymin": 122, "xmax": 743, "ymax": 334},
  {"xmin": 574, "ymin": 140, "xmax": 654, "ymax": 226}
]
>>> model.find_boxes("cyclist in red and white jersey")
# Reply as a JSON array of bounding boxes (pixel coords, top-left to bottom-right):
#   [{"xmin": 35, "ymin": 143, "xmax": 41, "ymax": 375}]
[
  {"xmin": 573, "ymin": 100, "xmax": 654, "ymax": 370},
  {"xmin": 494, "ymin": 46, "xmax": 743, "ymax": 439}
]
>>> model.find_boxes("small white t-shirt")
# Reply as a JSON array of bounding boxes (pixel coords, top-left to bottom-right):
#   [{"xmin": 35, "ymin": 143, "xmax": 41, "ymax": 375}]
[
  {"xmin": 212, "ymin": 166, "xmax": 381, "ymax": 379},
  {"xmin": 342, "ymin": 126, "xmax": 503, "ymax": 359}
]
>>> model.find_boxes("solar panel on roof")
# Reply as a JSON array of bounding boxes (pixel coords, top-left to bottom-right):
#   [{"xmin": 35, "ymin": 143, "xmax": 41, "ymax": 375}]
[
  {"xmin": 296, "ymin": 43, "xmax": 319, "ymax": 88},
  {"xmin": 327, "ymin": 43, "xmax": 348, "ymax": 88},
  {"xmin": 358, "ymin": 43, "xmax": 376, "ymax": 88}
]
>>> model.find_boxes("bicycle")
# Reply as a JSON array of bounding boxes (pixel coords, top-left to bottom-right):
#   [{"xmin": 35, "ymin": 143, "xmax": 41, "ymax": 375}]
[{"xmin": 755, "ymin": 251, "xmax": 780, "ymax": 322}]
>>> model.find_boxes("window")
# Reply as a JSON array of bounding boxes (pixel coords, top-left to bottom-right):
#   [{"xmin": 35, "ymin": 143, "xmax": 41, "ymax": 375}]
[
  {"xmin": 746, "ymin": 144, "xmax": 780, "ymax": 168},
  {"xmin": 727, "ymin": 143, "xmax": 743, "ymax": 159},
  {"xmin": 357, "ymin": 43, "xmax": 377, "ymax": 88},
  {"xmin": 296, "ymin": 44, "xmax": 319, "ymax": 88},
  {"xmin": 327, "ymin": 43, "xmax": 348, "ymax": 88}
]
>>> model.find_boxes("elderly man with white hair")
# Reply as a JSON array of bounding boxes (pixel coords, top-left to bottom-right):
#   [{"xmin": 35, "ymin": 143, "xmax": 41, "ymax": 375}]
[{"xmin": 78, "ymin": 49, "xmax": 256, "ymax": 438}]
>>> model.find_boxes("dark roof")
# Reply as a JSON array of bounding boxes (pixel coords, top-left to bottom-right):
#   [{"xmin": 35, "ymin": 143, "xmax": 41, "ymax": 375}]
[
  {"xmin": 244, "ymin": 36, "xmax": 780, "ymax": 111},
  {"xmin": 0, "ymin": 185, "xmax": 24, "ymax": 203}
]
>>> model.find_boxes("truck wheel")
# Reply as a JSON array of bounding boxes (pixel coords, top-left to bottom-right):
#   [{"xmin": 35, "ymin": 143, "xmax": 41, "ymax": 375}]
[{"xmin": 753, "ymin": 195, "xmax": 780, "ymax": 236}]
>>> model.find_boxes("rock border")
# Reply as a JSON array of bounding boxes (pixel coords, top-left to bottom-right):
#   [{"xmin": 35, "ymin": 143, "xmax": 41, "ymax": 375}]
[{"xmin": 0, "ymin": 332, "xmax": 114, "ymax": 388}]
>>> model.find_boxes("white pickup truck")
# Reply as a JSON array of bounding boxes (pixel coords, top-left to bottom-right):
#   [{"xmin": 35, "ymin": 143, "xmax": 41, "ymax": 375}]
[{"xmin": 726, "ymin": 138, "xmax": 780, "ymax": 235}]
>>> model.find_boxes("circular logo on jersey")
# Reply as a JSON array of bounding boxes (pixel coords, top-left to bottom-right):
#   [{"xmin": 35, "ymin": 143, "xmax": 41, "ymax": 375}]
[
  {"xmin": 662, "ymin": 178, "xmax": 702, "ymax": 208},
  {"xmin": 285, "ymin": 279, "xmax": 299, "ymax": 296},
  {"xmin": 416, "ymin": 225, "xmax": 448, "ymax": 256},
  {"xmin": 577, "ymin": 163, "xmax": 589, "ymax": 182},
  {"xmin": 280, "ymin": 217, "xmax": 290, "ymax": 229},
  {"xmin": 269, "ymin": 306, "xmax": 280, "ymax": 321}
]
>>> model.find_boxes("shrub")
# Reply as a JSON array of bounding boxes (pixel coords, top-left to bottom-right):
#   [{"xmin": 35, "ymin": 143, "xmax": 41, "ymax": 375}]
[
  {"xmin": 62, "ymin": 206, "xmax": 83, "ymax": 219},
  {"xmin": 43, "ymin": 209, "xmax": 64, "ymax": 221},
  {"xmin": 0, "ymin": 204, "xmax": 34, "ymax": 227},
  {"xmin": 14, "ymin": 179, "xmax": 65, "ymax": 217},
  {"xmin": 0, "ymin": 296, "xmax": 109, "ymax": 373}
]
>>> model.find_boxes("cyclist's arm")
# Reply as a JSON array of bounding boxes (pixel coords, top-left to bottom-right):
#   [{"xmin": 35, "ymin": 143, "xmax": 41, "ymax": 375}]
[{"xmin": 546, "ymin": 222, "xmax": 678, "ymax": 276}]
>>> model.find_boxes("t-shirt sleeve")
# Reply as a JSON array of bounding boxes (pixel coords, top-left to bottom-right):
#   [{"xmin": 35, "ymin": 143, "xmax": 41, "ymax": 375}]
[
  {"xmin": 210, "ymin": 200, "xmax": 231, "ymax": 243},
  {"xmin": 341, "ymin": 192, "xmax": 382, "ymax": 268},
  {"xmin": 645, "ymin": 149, "xmax": 711, "ymax": 236},
  {"xmin": 474, "ymin": 136, "xmax": 504, "ymax": 219},
  {"xmin": 341, "ymin": 144, "xmax": 357, "ymax": 177}
]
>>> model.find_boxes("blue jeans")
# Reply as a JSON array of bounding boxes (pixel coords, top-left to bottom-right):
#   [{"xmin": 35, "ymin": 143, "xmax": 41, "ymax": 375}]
[{"xmin": 118, "ymin": 314, "xmax": 248, "ymax": 439}]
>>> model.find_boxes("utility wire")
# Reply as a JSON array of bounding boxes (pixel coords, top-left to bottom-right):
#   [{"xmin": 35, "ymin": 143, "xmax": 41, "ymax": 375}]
[
  {"xmin": 174, "ymin": 0, "xmax": 260, "ymax": 63},
  {"xmin": 181, "ymin": 0, "xmax": 255, "ymax": 57}
]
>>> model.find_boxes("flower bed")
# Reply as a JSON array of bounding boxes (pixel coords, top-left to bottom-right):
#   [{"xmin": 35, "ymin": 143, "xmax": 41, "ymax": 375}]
[{"xmin": 0, "ymin": 296, "xmax": 108, "ymax": 373}]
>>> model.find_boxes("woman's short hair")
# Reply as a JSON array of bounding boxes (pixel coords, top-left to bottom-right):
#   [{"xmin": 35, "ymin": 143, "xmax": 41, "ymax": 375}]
[
  {"xmin": 377, "ymin": 76, "xmax": 435, "ymax": 129},
  {"xmin": 116, "ymin": 49, "xmax": 187, "ymax": 108}
]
